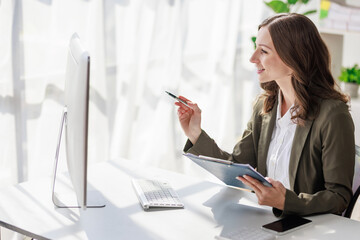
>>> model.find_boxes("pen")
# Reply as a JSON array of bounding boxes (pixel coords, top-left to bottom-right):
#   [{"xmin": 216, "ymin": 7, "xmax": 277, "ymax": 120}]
[{"xmin": 165, "ymin": 91, "xmax": 192, "ymax": 109}]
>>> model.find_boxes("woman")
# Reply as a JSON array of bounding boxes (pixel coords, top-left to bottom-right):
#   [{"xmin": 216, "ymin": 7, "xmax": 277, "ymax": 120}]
[{"xmin": 175, "ymin": 13, "xmax": 355, "ymax": 217}]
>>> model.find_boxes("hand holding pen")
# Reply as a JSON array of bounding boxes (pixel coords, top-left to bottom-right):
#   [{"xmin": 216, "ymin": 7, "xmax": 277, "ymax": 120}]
[
  {"xmin": 165, "ymin": 91, "xmax": 193, "ymax": 109},
  {"xmin": 165, "ymin": 91, "xmax": 202, "ymax": 144}
]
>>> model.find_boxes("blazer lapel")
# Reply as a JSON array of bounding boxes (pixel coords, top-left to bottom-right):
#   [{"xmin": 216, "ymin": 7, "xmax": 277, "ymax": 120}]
[
  {"xmin": 257, "ymin": 106, "xmax": 277, "ymax": 176},
  {"xmin": 289, "ymin": 119, "xmax": 314, "ymax": 190}
]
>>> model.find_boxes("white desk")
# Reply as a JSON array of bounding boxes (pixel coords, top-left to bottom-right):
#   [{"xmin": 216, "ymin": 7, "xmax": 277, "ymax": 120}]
[{"xmin": 0, "ymin": 158, "xmax": 359, "ymax": 240}]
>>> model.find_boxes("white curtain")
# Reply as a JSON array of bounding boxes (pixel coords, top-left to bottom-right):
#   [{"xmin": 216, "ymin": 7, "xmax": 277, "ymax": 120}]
[{"xmin": 0, "ymin": 0, "xmax": 269, "ymax": 189}]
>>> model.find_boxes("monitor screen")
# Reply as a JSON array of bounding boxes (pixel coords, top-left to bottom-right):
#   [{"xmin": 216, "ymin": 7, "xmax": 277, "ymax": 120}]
[
  {"xmin": 52, "ymin": 33, "xmax": 105, "ymax": 210},
  {"xmin": 64, "ymin": 33, "xmax": 90, "ymax": 209}
]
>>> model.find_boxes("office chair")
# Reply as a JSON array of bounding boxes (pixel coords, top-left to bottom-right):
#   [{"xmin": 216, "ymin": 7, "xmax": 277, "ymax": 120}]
[
  {"xmin": 344, "ymin": 145, "xmax": 360, "ymax": 221},
  {"xmin": 352, "ymin": 145, "xmax": 360, "ymax": 193},
  {"xmin": 345, "ymin": 185, "xmax": 360, "ymax": 221}
]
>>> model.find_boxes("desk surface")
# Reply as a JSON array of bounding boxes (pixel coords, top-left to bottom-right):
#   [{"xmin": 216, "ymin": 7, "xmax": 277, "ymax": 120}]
[{"xmin": 0, "ymin": 158, "xmax": 359, "ymax": 240}]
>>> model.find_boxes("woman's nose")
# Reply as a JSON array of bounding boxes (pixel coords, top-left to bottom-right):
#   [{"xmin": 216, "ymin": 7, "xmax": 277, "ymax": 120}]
[{"xmin": 249, "ymin": 51, "xmax": 258, "ymax": 63}]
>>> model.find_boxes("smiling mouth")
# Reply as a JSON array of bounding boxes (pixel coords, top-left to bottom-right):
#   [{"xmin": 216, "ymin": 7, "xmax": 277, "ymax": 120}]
[{"xmin": 257, "ymin": 68, "xmax": 265, "ymax": 74}]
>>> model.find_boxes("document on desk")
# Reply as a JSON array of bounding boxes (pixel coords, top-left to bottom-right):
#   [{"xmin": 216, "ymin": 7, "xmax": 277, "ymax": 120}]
[{"xmin": 183, "ymin": 153, "xmax": 272, "ymax": 190}]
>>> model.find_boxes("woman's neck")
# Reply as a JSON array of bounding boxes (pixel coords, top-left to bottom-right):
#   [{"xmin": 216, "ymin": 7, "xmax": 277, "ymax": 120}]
[
  {"xmin": 278, "ymin": 82, "xmax": 296, "ymax": 117},
  {"xmin": 280, "ymin": 96, "xmax": 294, "ymax": 117}
]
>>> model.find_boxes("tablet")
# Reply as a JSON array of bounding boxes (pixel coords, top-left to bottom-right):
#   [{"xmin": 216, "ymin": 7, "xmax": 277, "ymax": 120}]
[{"xmin": 183, "ymin": 153, "xmax": 272, "ymax": 190}]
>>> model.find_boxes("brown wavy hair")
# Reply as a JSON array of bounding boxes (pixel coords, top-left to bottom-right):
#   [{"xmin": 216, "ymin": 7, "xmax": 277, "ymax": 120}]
[{"xmin": 258, "ymin": 13, "xmax": 348, "ymax": 124}]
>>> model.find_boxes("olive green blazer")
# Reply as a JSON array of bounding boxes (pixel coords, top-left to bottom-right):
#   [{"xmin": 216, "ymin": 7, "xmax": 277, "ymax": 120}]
[{"xmin": 184, "ymin": 98, "xmax": 355, "ymax": 217}]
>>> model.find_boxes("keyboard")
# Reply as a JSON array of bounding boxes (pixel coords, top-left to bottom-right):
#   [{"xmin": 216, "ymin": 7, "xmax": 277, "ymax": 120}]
[
  {"xmin": 132, "ymin": 179, "xmax": 184, "ymax": 210},
  {"xmin": 215, "ymin": 227, "xmax": 275, "ymax": 240}
]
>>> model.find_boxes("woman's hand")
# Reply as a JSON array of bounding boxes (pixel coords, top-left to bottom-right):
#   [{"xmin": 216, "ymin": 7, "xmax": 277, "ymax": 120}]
[
  {"xmin": 236, "ymin": 176, "xmax": 286, "ymax": 210},
  {"xmin": 175, "ymin": 96, "xmax": 202, "ymax": 144}
]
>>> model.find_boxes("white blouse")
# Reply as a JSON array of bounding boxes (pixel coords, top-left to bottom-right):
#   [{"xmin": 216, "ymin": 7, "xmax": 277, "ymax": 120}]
[{"xmin": 266, "ymin": 94, "xmax": 297, "ymax": 189}]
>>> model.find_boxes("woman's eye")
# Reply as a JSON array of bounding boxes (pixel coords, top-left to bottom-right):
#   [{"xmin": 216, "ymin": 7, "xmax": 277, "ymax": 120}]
[{"xmin": 261, "ymin": 49, "xmax": 268, "ymax": 54}]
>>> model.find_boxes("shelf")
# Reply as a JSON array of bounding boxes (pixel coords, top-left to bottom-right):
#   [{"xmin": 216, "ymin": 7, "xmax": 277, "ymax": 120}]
[
  {"xmin": 316, "ymin": 0, "xmax": 360, "ymax": 145},
  {"xmin": 319, "ymin": 27, "xmax": 360, "ymax": 36}
]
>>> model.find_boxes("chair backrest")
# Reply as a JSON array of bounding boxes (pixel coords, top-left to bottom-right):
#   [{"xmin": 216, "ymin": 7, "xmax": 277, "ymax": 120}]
[
  {"xmin": 345, "ymin": 185, "xmax": 360, "ymax": 220},
  {"xmin": 344, "ymin": 145, "xmax": 360, "ymax": 220},
  {"xmin": 353, "ymin": 145, "xmax": 360, "ymax": 194}
]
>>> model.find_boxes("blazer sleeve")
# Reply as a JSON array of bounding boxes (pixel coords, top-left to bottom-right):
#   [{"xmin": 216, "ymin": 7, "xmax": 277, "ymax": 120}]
[
  {"xmin": 183, "ymin": 99, "xmax": 263, "ymax": 168},
  {"xmin": 274, "ymin": 102, "xmax": 355, "ymax": 217}
]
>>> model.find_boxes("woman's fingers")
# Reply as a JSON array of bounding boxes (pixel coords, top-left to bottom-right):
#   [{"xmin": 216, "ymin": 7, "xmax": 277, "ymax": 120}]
[
  {"xmin": 175, "ymin": 100, "xmax": 201, "ymax": 116},
  {"xmin": 174, "ymin": 95, "xmax": 202, "ymax": 144},
  {"xmin": 176, "ymin": 103, "xmax": 192, "ymax": 115},
  {"xmin": 175, "ymin": 100, "xmax": 193, "ymax": 111},
  {"xmin": 266, "ymin": 177, "xmax": 286, "ymax": 196},
  {"xmin": 176, "ymin": 96, "xmax": 202, "ymax": 112},
  {"xmin": 236, "ymin": 176, "xmax": 262, "ymax": 193},
  {"xmin": 191, "ymin": 103, "xmax": 201, "ymax": 114},
  {"xmin": 178, "ymin": 95, "xmax": 191, "ymax": 102},
  {"xmin": 177, "ymin": 108, "xmax": 191, "ymax": 121},
  {"xmin": 237, "ymin": 176, "xmax": 286, "ymax": 209}
]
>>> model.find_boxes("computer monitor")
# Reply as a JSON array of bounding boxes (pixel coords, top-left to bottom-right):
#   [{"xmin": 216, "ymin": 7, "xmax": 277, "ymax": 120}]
[{"xmin": 52, "ymin": 33, "xmax": 105, "ymax": 210}]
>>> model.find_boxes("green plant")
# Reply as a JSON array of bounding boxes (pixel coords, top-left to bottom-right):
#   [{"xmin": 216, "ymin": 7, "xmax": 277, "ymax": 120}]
[
  {"xmin": 252, "ymin": 0, "xmax": 317, "ymax": 48},
  {"xmin": 339, "ymin": 64, "xmax": 360, "ymax": 84},
  {"xmin": 264, "ymin": 0, "xmax": 316, "ymax": 15}
]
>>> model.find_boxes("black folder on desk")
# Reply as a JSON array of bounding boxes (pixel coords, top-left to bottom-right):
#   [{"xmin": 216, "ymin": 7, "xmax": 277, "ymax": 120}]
[{"xmin": 184, "ymin": 153, "xmax": 272, "ymax": 190}]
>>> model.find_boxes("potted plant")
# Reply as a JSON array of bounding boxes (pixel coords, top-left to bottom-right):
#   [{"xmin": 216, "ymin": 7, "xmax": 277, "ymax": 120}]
[
  {"xmin": 339, "ymin": 64, "xmax": 360, "ymax": 98},
  {"xmin": 264, "ymin": 0, "xmax": 316, "ymax": 15}
]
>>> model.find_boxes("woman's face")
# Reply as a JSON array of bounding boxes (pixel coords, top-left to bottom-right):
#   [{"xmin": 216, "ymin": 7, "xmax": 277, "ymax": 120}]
[{"xmin": 250, "ymin": 26, "xmax": 292, "ymax": 83}]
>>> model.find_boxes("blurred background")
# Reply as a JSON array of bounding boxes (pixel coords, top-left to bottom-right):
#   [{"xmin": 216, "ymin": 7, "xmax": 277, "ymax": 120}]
[{"xmin": 0, "ymin": 0, "xmax": 359, "ymax": 191}]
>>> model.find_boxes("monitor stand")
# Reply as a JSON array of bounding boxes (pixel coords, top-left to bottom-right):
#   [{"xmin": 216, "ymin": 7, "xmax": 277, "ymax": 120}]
[{"xmin": 52, "ymin": 107, "xmax": 106, "ymax": 209}]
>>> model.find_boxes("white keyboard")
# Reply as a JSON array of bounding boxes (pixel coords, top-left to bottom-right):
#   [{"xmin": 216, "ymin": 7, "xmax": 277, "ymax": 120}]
[
  {"xmin": 215, "ymin": 227, "xmax": 275, "ymax": 240},
  {"xmin": 132, "ymin": 179, "xmax": 184, "ymax": 210}
]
